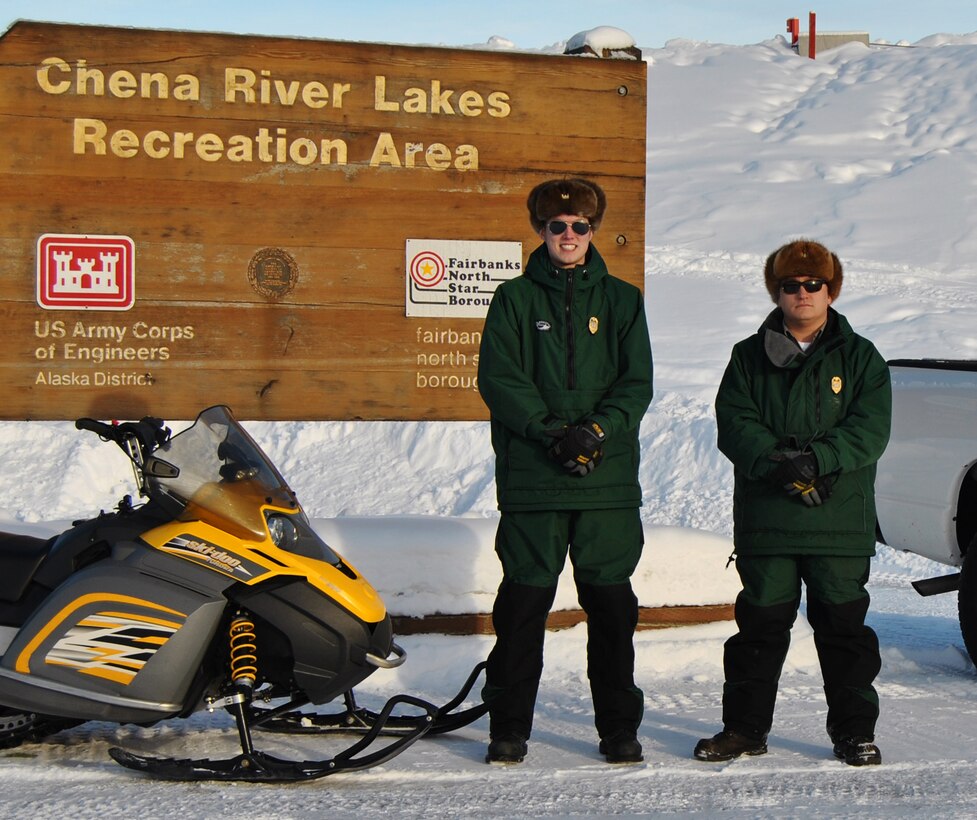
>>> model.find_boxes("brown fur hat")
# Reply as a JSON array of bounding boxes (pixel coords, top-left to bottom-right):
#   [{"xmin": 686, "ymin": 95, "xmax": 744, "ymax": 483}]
[
  {"xmin": 764, "ymin": 239, "xmax": 843, "ymax": 302},
  {"xmin": 527, "ymin": 178, "xmax": 606, "ymax": 233}
]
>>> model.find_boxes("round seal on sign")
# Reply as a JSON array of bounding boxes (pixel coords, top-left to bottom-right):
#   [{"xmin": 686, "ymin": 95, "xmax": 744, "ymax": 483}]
[{"xmin": 248, "ymin": 248, "xmax": 297, "ymax": 299}]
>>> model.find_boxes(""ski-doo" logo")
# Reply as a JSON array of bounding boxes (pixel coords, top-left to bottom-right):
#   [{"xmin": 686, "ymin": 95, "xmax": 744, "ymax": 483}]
[{"xmin": 161, "ymin": 535, "xmax": 256, "ymax": 578}]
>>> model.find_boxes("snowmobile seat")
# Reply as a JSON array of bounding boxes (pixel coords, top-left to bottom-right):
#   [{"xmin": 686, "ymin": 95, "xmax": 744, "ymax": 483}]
[{"xmin": 0, "ymin": 531, "xmax": 54, "ymax": 603}]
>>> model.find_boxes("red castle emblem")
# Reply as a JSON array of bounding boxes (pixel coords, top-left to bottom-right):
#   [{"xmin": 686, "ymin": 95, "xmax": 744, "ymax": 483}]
[{"xmin": 36, "ymin": 234, "xmax": 135, "ymax": 310}]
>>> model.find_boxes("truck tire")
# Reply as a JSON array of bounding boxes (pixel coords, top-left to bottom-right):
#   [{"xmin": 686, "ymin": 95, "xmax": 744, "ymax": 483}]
[{"xmin": 958, "ymin": 538, "xmax": 977, "ymax": 666}]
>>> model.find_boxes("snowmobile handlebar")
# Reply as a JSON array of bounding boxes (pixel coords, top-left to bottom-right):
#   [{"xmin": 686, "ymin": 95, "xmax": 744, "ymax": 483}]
[
  {"xmin": 75, "ymin": 416, "xmax": 171, "ymax": 459},
  {"xmin": 75, "ymin": 416, "xmax": 118, "ymax": 439}
]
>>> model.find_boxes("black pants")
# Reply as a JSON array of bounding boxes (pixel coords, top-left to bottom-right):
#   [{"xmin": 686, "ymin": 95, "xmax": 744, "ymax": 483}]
[
  {"xmin": 482, "ymin": 509, "xmax": 644, "ymax": 740},
  {"xmin": 722, "ymin": 554, "xmax": 881, "ymax": 741},
  {"xmin": 484, "ymin": 578, "xmax": 643, "ymax": 740}
]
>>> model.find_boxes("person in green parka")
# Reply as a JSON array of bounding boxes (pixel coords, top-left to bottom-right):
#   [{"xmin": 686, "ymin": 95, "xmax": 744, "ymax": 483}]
[
  {"xmin": 694, "ymin": 239, "xmax": 892, "ymax": 767},
  {"xmin": 477, "ymin": 178, "xmax": 653, "ymax": 765}
]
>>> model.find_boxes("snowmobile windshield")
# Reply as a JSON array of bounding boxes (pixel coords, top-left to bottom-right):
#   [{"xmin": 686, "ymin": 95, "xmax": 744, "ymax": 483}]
[{"xmin": 145, "ymin": 405, "xmax": 296, "ymax": 542}]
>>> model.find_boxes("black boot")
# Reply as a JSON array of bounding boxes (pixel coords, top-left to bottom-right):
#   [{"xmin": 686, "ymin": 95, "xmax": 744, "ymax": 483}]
[
  {"xmin": 486, "ymin": 733, "xmax": 528, "ymax": 764},
  {"xmin": 694, "ymin": 729, "xmax": 767, "ymax": 762},
  {"xmin": 832, "ymin": 736, "xmax": 881, "ymax": 766},
  {"xmin": 599, "ymin": 730, "xmax": 643, "ymax": 763}
]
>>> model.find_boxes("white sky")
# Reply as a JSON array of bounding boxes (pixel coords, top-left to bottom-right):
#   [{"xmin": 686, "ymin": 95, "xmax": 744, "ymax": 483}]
[{"xmin": 2, "ymin": 0, "xmax": 975, "ymax": 49}]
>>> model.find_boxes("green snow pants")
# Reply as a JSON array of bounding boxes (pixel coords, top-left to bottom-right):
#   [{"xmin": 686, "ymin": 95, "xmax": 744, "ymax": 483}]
[
  {"xmin": 482, "ymin": 508, "xmax": 645, "ymax": 740},
  {"xmin": 722, "ymin": 554, "xmax": 881, "ymax": 742}
]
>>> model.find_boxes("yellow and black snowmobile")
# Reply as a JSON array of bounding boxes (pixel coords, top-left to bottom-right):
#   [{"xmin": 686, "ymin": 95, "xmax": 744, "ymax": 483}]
[{"xmin": 0, "ymin": 406, "xmax": 485, "ymax": 782}]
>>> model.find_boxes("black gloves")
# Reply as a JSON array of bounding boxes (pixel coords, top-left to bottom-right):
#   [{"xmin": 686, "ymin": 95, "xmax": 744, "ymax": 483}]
[
  {"xmin": 770, "ymin": 449, "xmax": 833, "ymax": 507},
  {"xmin": 802, "ymin": 475, "xmax": 834, "ymax": 507},
  {"xmin": 771, "ymin": 450, "xmax": 818, "ymax": 488},
  {"xmin": 546, "ymin": 420, "xmax": 606, "ymax": 477}
]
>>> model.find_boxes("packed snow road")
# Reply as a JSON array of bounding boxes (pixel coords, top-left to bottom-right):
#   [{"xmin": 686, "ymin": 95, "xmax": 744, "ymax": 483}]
[{"xmin": 2, "ymin": 549, "xmax": 975, "ymax": 819}]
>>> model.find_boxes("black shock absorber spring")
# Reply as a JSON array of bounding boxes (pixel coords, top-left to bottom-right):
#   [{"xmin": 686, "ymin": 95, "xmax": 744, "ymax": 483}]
[{"xmin": 228, "ymin": 611, "xmax": 258, "ymax": 690}]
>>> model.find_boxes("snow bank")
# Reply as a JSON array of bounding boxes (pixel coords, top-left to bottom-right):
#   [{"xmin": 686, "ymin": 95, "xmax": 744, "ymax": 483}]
[{"xmin": 315, "ymin": 516, "xmax": 739, "ymax": 616}]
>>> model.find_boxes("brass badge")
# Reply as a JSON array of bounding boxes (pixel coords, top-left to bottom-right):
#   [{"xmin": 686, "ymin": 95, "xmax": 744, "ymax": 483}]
[
  {"xmin": 248, "ymin": 248, "xmax": 298, "ymax": 299},
  {"xmin": 588, "ymin": 316, "xmax": 599, "ymax": 335},
  {"xmin": 831, "ymin": 376, "xmax": 843, "ymax": 394}
]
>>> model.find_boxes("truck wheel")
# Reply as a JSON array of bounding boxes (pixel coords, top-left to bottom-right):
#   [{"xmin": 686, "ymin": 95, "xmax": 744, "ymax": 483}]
[{"xmin": 958, "ymin": 539, "xmax": 977, "ymax": 666}]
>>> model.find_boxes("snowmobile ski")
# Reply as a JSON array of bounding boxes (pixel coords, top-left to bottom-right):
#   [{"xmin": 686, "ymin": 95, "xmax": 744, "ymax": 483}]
[
  {"xmin": 108, "ymin": 693, "xmax": 439, "ymax": 782},
  {"xmin": 253, "ymin": 661, "xmax": 489, "ymax": 737}
]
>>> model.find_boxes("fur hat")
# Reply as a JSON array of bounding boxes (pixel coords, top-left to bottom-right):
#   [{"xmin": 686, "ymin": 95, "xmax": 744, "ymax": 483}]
[
  {"xmin": 763, "ymin": 239, "xmax": 843, "ymax": 302},
  {"xmin": 527, "ymin": 178, "xmax": 606, "ymax": 233}
]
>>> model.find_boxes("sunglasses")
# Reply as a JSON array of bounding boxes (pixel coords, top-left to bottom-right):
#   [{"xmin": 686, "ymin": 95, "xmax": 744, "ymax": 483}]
[
  {"xmin": 547, "ymin": 220, "xmax": 592, "ymax": 236},
  {"xmin": 780, "ymin": 279, "xmax": 826, "ymax": 295}
]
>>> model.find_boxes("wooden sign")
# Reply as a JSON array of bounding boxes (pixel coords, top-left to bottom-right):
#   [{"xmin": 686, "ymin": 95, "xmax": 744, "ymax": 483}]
[{"xmin": 0, "ymin": 21, "xmax": 647, "ymax": 421}]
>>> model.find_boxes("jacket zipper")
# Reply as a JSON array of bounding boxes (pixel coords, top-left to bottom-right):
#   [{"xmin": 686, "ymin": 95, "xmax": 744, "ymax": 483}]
[
  {"xmin": 565, "ymin": 268, "xmax": 576, "ymax": 389},
  {"xmin": 814, "ymin": 362, "xmax": 822, "ymax": 424}
]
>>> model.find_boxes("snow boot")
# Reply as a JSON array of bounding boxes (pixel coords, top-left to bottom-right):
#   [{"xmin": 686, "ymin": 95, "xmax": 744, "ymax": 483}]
[
  {"xmin": 832, "ymin": 736, "xmax": 881, "ymax": 766},
  {"xmin": 599, "ymin": 730, "xmax": 643, "ymax": 763},
  {"xmin": 694, "ymin": 729, "xmax": 767, "ymax": 762},
  {"xmin": 485, "ymin": 733, "xmax": 528, "ymax": 764}
]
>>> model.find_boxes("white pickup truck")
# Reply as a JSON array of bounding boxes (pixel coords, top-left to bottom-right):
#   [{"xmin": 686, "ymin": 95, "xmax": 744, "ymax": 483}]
[{"xmin": 875, "ymin": 359, "xmax": 977, "ymax": 662}]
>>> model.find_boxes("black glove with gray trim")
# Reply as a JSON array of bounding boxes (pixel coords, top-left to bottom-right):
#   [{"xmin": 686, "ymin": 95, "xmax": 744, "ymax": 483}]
[
  {"xmin": 770, "ymin": 449, "xmax": 830, "ymax": 505},
  {"xmin": 799, "ymin": 474, "xmax": 834, "ymax": 507},
  {"xmin": 546, "ymin": 419, "xmax": 606, "ymax": 477}
]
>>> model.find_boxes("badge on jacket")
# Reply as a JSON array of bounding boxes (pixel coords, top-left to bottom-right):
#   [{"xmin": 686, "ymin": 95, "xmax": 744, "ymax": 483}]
[
  {"xmin": 589, "ymin": 316, "xmax": 599, "ymax": 335},
  {"xmin": 536, "ymin": 320, "xmax": 551, "ymax": 331},
  {"xmin": 831, "ymin": 376, "xmax": 843, "ymax": 394}
]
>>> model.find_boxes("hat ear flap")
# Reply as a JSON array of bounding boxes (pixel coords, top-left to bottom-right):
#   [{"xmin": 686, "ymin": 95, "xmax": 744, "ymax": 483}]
[
  {"xmin": 764, "ymin": 247, "xmax": 783, "ymax": 302},
  {"xmin": 578, "ymin": 179, "xmax": 606, "ymax": 231},
  {"xmin": 827, "ymin": 252, "xmax": 843, "ymax": 299},
  {"xmin": 526, "ymin": 185, "xmax": 544, "ymax": 233}
]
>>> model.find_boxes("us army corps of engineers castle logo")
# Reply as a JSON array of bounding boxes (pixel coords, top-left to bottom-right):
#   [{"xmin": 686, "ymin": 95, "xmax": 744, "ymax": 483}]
[{"xmin": 36, "ymin": 234, "xmax": 135, "ymax": 311}]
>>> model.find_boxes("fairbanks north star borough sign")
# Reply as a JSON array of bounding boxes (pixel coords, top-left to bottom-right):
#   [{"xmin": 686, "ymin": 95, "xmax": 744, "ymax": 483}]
[{"xmin": 405, "ymin": 239, "xmax": 522, "ymax": 318}]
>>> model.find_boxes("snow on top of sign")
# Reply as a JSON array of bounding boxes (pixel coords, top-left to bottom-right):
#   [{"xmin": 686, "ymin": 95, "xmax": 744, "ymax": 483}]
[
  {"xmin": 467, "ymin": 26, "xmax": 640, "ymax": 57},
  {"xmin": 485, "ymin": 34, "xmax": 517, "ymax": 50},
  {"xmin": 566, "ymin": 26, "xmax": 636, "ymax": 52}
]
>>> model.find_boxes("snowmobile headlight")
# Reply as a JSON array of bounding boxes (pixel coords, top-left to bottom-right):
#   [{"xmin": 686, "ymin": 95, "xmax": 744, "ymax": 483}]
[
  {"xmin": 266, "ymin": 513, "xmax": 298, "ymax": 549},
  {"xmin": 263, "ymin": 510, "xmax": 347, "ymax": 569}
]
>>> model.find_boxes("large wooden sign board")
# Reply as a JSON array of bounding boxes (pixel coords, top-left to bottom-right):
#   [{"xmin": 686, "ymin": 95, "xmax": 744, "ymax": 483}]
[{"xmin": 0, "ymin": 21, "xmax": 647, "ymax": 421}]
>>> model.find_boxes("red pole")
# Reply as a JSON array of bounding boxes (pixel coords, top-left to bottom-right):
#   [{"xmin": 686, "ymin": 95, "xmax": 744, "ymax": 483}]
[
  {"xmin": 808, "ymin": 11, "xmax": 817, "ymax": 59},
  {"xmin": 786, "ymin": 17, "xmax": 800, "ymax": 52}
]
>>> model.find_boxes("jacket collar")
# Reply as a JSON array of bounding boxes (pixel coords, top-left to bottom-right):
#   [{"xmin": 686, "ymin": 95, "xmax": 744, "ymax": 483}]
[
  {"xmin": 524, "ymin": 243, "xmax": 607, "ymax": 291},
  {"xmin": 760, "ymin": 307, "xmax": 847, "ymax": 368}
]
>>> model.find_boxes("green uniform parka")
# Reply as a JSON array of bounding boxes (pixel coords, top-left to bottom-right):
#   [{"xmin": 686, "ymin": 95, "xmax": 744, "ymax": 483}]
[
  {"xmin": 716, "ymin": 306, "xmax": 892, "ymax": 556},
  {"xmin": 714, "ymin": 305, "xmax": 892, "ymax": 743},
  {"xmin": 478, "ymin": 243, "xmax": 653, "ymax": 511}
]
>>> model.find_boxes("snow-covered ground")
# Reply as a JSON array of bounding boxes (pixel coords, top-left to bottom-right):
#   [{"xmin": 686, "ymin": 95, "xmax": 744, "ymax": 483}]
[{"xmin": 3, "ymin": 30, "xmax": 977, "ymax": 819}]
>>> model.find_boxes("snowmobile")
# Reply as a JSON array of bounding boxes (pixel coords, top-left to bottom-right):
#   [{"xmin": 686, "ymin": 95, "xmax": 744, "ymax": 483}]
[{"xmin": 0, "ymin": 406, "xmax": 486, "ymax": 782}]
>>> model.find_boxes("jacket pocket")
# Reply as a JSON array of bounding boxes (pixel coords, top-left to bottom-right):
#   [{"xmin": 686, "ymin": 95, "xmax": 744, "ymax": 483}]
[
  {"xmin": 735, "ymin": 477, "xmax": 869, "ymax": 541},
  {"xmin": 504, "ymin": 435, "xmax": 556, "ymax": 488}
]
